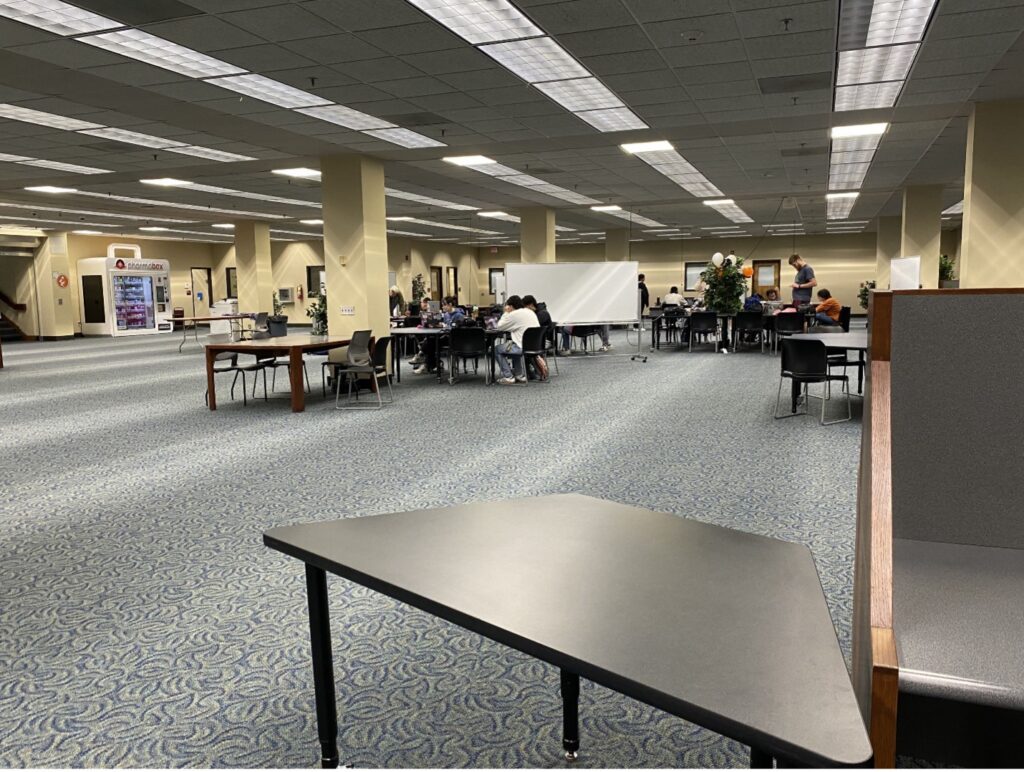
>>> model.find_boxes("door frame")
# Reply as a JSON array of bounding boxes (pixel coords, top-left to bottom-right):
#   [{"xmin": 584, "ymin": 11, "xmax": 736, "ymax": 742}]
[
  {"xmin": 429, "ymin": 266, "xmax": 443, "ymax": 302},
  {"xmin": 190, "ymin": 267, "xmax": 213, "ymax": 320},
  {"xmin": 751, "ymin": 260, "xmax": 781, "ymax": 298}
]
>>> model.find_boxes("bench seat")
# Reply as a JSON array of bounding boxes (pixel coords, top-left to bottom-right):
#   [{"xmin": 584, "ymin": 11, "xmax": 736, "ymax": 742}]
[{"xmin": 893, "ymin": 538, "xmax": 1024, "ymax": 711}]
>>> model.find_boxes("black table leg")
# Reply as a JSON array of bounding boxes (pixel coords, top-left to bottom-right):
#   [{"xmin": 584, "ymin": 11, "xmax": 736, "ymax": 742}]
[
  {"xmin": 750, "ymin": 746, "xmax": 773, "ymax": 768},
  {"xmin": 391, "ymin": 337, "xmax": 400, "ymax": 384},
  {"xmin": 305, "ymin": 564, "xmax": 339, "ymax": 769},
  {"xmin": 560, "ymin": 669, "xmax": 580, "ymax": 762},
  {"xmin": 858, "ymin": 351, "xmax": 864, "ymax": 394}
]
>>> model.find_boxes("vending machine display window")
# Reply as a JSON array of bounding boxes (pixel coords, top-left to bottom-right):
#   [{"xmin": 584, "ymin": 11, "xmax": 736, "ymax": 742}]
[{"xmin": 113, "ymin": 274, "xmax": 156, "ymax": 330}]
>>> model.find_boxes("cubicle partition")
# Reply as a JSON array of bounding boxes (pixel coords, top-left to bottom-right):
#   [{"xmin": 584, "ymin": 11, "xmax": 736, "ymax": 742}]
[{"xmin": 852, "ymin": 289, "xmax": 1024, "ymax": 767}]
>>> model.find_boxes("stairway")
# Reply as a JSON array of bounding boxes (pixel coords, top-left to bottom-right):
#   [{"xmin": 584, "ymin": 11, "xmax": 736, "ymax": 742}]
[{"xmin": 0, "ymin": 315, "xmax": 23, "ymax": 342}]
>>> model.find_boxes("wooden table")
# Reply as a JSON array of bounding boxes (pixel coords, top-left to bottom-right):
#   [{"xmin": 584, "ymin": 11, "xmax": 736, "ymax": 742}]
[
  {"xmin": 176, "ymin": 314, "xmax": 252, "ymax": 351},
  {"xmin": 205, "ymin": 335, "xmax": 350, "ymax": 412},
  {"xmin": 264, "ymin": 494, "xmax": 872, "ymax": 768}
]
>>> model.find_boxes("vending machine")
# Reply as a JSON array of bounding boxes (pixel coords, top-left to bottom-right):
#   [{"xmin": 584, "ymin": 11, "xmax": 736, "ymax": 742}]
[{"xmin": 78, "ymin": 244, "xmax": 174, "ymax": 336}]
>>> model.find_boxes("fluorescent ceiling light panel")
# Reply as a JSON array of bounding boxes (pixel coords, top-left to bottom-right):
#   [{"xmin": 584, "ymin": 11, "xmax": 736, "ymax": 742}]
[
  {"xmin": 0, "ymin": 214, "xmax": 115, "ymax": 227},
  {"xmin": 273, "ymin": 167, "xmax": 320, "ymax": 178},
  {"xmin": 943, "ymin": 200, "xmax": 963, "ymax": 215},
  {"xmin": 0, "ymin": 152, "xmax": 31, "ymax": 162},
  {"xmin": 605, "ymin": 210, "xmax": 665, "ymax": 228},
  {"xmin": 406, "ymin": 0, "xmax": 542, "ymax": 44},
  {"xmin": 363, "ymin": 127, "xmax": 446, "ymax": 148},
  {"xmin": 25, "ymin": 186, "xmax": 77, "ymax": 193},
  {"xmin": 72, "ymin": 229, "xmax": 103, "ymax": 234},
  {"xmin": 384, "ymin": 216, "xmax": 500, "ymax": 235},
  {"xmin": 80, "ymin": 28, "xmax": 244, "ymax": 79},
  {"xmin": 479, "ymin": 37, "xmax": 589, "ymax": 83},
  {"xmin": 826, "ymin": 191, "xmax": 859, "ymax": 219},
  {"xmin": 0, "ymin": 200, "xmax": 192, "ymax": 223},
  {"xmin": 0, "ymin": 0, "xmax": 120, "ymax": 35},
  {"xmin": 386, "ymin": 228, "xmax": 433, "ymax": 237},
  {"xmin": 212, "ymin": 223, "xmax": 234, "ymax": 229},
  {"xmin": 139, "ymin": 226, "xmax": 168, "ymax": 231},
  {"xmin": 185, "ymin": 182, "xmax": 319, "ymax": 208},
  {"xmin": 624, "ymin": 144, "xmax": 724, "ymax": 198},
  {"xmin": 837, "ymin": 43, "xmax": 917, "ymax": 85},
  {"xmin": 166, "ymin": 145, "xmax": 255, "ymax": 162},
  {"xmin": 591, "ymin": 205, "xmax": 621, "ymax": 212},
  {"xmin": 0, "ymin": 103, "xmax": 102, "ymax": 131},
  {"xmin": 20, "ymin": 158, "xmax": 108, "ymax": 174},
  {"xmin": 207, "ymin": 74, "xmax": 331, "ymax": 109},
  {"xmin": 702, "ymin": 199, "xmax": 754, "ymax": 223},
  {"xmin": 574, "ymin": 107, "xmax": 647, "ymax": 132},
  {"xmin": 443, "ymin": 155, "xmax": 496, "ymax": 167},
  {"xmin": 79, "ymin": 127, "xmax": 183, "ymax": 149},
  {"xmin": 831, "ymin": 122, "xmax": 888, "ymax": 139},
  {"xmin": 866, "ymin": 0, "xmax": 938, "ymax": 46},
  {"xmin": 621, "ymin": 140, "xmax": 674, "ymax": 154},
  {"xmin": 269, "ymin": 228, "xmax": 320, "ymax": 237},
  {"xmin": 73, "ymin": 190, "xmax": 288, "ymax": 219},
  {"xmin": 299, "ymin": 219, "xmax": 323, "ymax": 226},
  {"xmin": 534, "ymin": 78, "xmax": 623, "ymax": 112},
  {"xmin": 477, "ymin": 210, "xmax": 517, "ymax": 220},
  {"xmin": 384, "ymin": 187, "xmax": 478, "ymax": 211},
  {"xmin": 296, "ymin": 104, "xmax": 395, "ymax": 131},
  {"xmin": 449, "ymin": 157, "xmax": 599, "ymax": 205},
  {"xmin": 834, "ymin": 81, "xmax": 902, "ymax": 111},
  {"xmin": 141, "ymin": 178, "xmax": 191, "ymax": 187}
]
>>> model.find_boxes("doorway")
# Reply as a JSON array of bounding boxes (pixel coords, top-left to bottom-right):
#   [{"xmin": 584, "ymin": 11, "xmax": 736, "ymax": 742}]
[
  {"xmin": 429, "ymin": 266, "xmax": 443, "ymax": 301},
  {"xmin": 752, "ymin": 260, "xmax": 781, "ymax": 297},
  {"xmin": 445, "ymin": 266, "xmax": 458, "ymax": 302},
  {"xmin": 190, "ymin": 267, "xmax": 212, "ymax": 318}
]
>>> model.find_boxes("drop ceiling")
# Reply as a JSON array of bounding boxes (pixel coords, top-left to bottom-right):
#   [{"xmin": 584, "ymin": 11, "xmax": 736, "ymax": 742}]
[{"xmin": 0, "ymin": 0, "xmax": 1021, "ymax": 243}]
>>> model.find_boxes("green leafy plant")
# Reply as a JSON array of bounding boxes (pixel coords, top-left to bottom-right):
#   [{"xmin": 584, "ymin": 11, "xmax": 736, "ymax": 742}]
[
  {"xmin": 700, "ymin": 256, "xmax": 747, "ymax": 314},
  {"xmin": 306, "ymin": 291, "xmax": 327, "ymax": 335},
  {"xmin": 411, "ymin": 273, "xmax": 427, "ymax": 303},
  {"xmin": 858, "ymin": 280, "xmax": 876, "ymax": 310},
  {"xmin": 272, "ymin": 290, "xmax": 283, "ymax": 318},
  {"xmin": 939, "ymin": 254, "xmax": 955, "ymax": 282}
]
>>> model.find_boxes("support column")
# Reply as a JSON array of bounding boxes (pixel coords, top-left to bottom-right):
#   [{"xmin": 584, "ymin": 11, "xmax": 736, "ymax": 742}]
[
  {"xmin": 900, "ymin": 185, "xmax": 942, "ymax": 289},
  {"xmin": 34, "ymin": 232, "xmax": 75, "ymax": 339},
  {"xmin": 875, "ymin": 216, "xmax": 901, "ymax": 290},
  {"xmin": 960, "ymin": 100, "xmax": 1024, "ymax": 288},
  {"xmin": 321, "ymin": 154, "xmax": 389, "ymax": 337},
  {"xmin": 520, "ymin": 207, "xmax": 555, "ymax": 264},
  {"xmin": 234, "ymin": 220, "xmax": 273, "ymax": 312},
  {"xmin": 604, "ymin": 228, "xmax": 629, "ymax": 261}
]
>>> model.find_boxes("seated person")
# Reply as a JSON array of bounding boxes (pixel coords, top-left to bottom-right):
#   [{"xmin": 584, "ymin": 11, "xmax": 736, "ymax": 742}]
[
  {"xmin": 663, "ymin": 286, "xmax": 685, "ymax": 306},
  {"xmin": 494, "ymin": 295, "xmax": 539, "ymax": 385},
  {"xmin": 522, "ymin": 295, "xmax": 551, "ymax": 380},
  {"xmin": 814, "ymin": 289, "xmax": 841, "ymax": 326},
  {"xmin": 765, "ymin": 287, "xmax": 781, "ymax": 302},
  {"xmin": 413, "ymin": 297, "xmax": 463, "ymax": 375}
]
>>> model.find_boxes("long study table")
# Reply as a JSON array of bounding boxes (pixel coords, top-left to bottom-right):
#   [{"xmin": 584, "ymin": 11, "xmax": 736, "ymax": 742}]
[{"xmin": 264, "ymin": 494, "xmax": 872, "ymax": 768}]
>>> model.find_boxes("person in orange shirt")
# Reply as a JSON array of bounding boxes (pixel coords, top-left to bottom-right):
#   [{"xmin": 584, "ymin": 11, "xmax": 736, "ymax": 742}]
[{"xmin": 814, "ymin": 289, "xmax": 842, "ymax": 326}]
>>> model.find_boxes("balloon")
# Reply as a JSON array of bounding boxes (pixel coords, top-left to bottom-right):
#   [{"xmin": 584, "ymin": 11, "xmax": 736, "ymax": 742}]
[
  {"xmin": 711, "ymin": 252, "xmax": 724, "ymax": 267},
  {"xmin": 742, "ymin": 266, "xmax": 753, "ymax": 278}
]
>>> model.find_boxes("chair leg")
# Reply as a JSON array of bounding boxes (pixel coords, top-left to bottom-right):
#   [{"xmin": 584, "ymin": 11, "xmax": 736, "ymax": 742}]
[
  {"xmin": 230, "ymin": 371, "xmax": 239, "ymax": 401},
  {"xmin": 262, "ymin": 367, "xmax": 268, "ymax": 401},
  {"xmin": 240, "ymin": 371, "xmax": 248, "ymax": 406}
]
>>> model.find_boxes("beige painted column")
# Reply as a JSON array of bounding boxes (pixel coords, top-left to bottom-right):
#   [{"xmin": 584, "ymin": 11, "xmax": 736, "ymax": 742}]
[
  {"xmin": 605, "ymin": 228, "xmax": 629, "ymax": 261},
  {"xmin": 960, "ymin": 100, "xmax": 1024, "ymax": 287},
  {"xmin": 901, "ymin": 185, "xmax": 942, "ymax": 289},
  {"xmin": 321, "ymin": 154, "xmax": 389, "ymax": 337},
  {"xmin": 34, "ymin": 232, "xmax": 75, "ymax": 339},
  {"xmin": 234, "ymin": 220, "xmax": 273, "ymax": 312},
  {"xmin": 520, "ymin": 207, "xmax": 555, "ymax": 263},
  {"xmin": 875, "ymin": 216, "xmax": 901, "ymax": 289}
]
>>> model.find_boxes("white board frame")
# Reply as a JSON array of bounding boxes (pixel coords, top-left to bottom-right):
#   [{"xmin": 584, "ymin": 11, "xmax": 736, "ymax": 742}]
[
  {"xmin": 890, "ymin": 255, "xmax": 921, "ymax": 290},
  {"xmin": 504, "ymin": 261, "xmax": 640, "ymax": 325}
]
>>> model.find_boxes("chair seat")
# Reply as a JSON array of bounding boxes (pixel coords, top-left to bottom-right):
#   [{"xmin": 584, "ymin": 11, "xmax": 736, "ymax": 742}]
[
  {"xmin": 894, "ymin": 538, "xmax": 1024, "ymax": 711},
  {"xmin": 783, "ymin": 371, "xmax": 847, "ymax": 383}
]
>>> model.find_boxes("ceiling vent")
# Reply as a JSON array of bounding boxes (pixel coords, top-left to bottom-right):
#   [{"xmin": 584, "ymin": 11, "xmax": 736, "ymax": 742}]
[
  {"xmin": 72, "ymin": 0, "xmax": 201, "ymax": 24},
  {"xmin": 758, "ymin": 72, "xmax": 832, "ymax": 94},
  {"xmin": 781, "ymin": 146, "xmax": 828, "ymax": 158}
]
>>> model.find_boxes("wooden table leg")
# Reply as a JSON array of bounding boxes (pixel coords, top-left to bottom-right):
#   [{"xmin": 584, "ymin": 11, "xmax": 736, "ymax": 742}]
[
  {"xmin": 206, "ymin": 347, "xmax": 217, "ymax": 410},
  {"xmin": 289, "ymin": 347, "xmax": 305, "ymax": 412}
]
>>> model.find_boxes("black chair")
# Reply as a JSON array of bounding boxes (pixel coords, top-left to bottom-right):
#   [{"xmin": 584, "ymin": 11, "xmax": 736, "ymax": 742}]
[
  {"xmin": 660, "ymin": 306, "xmax": 684, "ymax": 346},
  {"xmin": 731, "ymin": 311, "xmax": 765, "ymax": 352},
  {"xmin": 242, "ymin": 311, "xmax": 268, "ymax": 339},
  {"xmin": 838, "ymin": 306, "xmax": 852, "ymax": 332},
  {"xmin": 449, "ymin": 326, "xmax": 489, "ymax": 384},
  {"xmin": 204, "ymin": 351, "xmax": 267, "ymax": 406},
  {"xmin": 322, "ymin": 329, "xmax": 371, "ymax": 397},
  {"xmin": 539, "ymin": 324, "xmax": 559, "ymax": 376},
  {"xmin": 521, "ymin": 326, "xmax": 551, "ymax": 384},
  {"xmin": 771, "ymin": 312, "xmax": 805, "ymax": 353},
  {"xmin": 570, "ymin": 325, "xmax": 599, "ymax": 354},
  {"xmin": 687, "ymin": 312, "xmax": 720, "ymax": 352},
  {"xmin": 773, "ymin": 339, "xmax": 851, "ymax": 424},
  {"xmin": 336, "ymin": 335, "xmax": 392, "ymax": 410}
]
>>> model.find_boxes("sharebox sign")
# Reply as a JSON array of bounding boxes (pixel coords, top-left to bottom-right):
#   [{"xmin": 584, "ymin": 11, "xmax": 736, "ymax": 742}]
[{"xmin": 112, "ymin": 259, "xmax": 167, "ymax": 271}]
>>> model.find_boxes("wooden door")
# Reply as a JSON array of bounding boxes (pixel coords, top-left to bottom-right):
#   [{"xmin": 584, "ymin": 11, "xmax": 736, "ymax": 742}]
[
  {"xmin": 430, "ymin": 266, "xmax": 443, "ymax": 301},
  {"xmin": 190, "ymin": 267, "xmax": 211, "ymax": 317},
  {"xmin": 752, "ymin": 260, "xmax": 780, "ymax": 297},
  {"xmin": 445, "ymin": 266, "xmax": 458, "ymax": 301}
]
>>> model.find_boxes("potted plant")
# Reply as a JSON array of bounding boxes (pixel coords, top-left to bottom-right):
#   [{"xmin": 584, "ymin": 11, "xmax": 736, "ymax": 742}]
[
  {"xmin": 268, "ymin": 290, "xmax": 288, "ymax": 336},
  {"xmin": 858, "ymin": 280, "xmax": 876, "ymax": 310},
  {"xmin": 700, "ymin": 254, "xmax": 746, "ymax": 315},
  {"xmin": 306, "ymin": 291, "xmax": 327, "ymax": 335},
  {"xmin": 411, "ymin": 273, "xmax": 427, "ymax": 304},
  {"xmin": 939, "ymin": 254, "xmax": 958, "ymax": 288}
]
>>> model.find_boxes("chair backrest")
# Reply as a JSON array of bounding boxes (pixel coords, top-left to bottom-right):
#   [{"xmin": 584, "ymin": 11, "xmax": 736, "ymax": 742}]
[
  {"xmin": 371, "ymin": 336, "xmax": 391, "ymax": 368},
  {"xmin": 689, "ymin": 311, "xmax": 718, "ymax": 332},
  {"xmin": 267, "ymin": 318, "xmax": 288, "ymax": 337},
  {"xmin": 839, "ymin": 305, "xmax": 852, "ymax": 332},
  {"xmin": 403, "ymin": 316, "xmax": 420, "ymax": 327},
  {"xmin": 781, "ymin": 338, "xmax": 827, "ymax": 376},
  {"xmin": 449, "ymin": 326, "xmax": 486, "ymax": 355},
  {"xmin": 734, "ymin": 310, "xmax": 763, "ymax": 330},
  {"xmin": 252, "ymin": 312, "xmax": 269, "ymax": 331},
  {"xmin": 774, "ymin": 313, "xmax": 806, "ymax": 334},
  {"xmin": 346, "ymin": 329, "xmax": 372, "ymax": 366},
  {"xmin": 521, "ymin": 326, "xmax": 544, "ymax": 352},
  {"xmin": 214, "ymin": 351, "xmax": 236, "ymax": 363}
]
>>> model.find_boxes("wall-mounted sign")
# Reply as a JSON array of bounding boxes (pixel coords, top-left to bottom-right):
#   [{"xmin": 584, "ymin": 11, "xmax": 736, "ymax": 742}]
[{"xmin": 55, "ymin": 273, "xmax": 69, "ymax": 288}]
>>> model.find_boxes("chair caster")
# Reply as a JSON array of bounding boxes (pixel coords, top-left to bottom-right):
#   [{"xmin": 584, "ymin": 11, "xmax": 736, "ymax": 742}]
[{"xmin": 564, "ymin": 750, "xmax": 578, "ymax": 763}]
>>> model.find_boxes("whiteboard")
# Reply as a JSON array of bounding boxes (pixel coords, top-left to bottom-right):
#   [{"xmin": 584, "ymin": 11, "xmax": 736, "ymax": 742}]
[
  {"xmin": 504, "ymin": 261, "xmax": 639, "ymax": 324},
  {"xmin": 890, "ymin": 256, "xmax": 920, "ymax": 290}
]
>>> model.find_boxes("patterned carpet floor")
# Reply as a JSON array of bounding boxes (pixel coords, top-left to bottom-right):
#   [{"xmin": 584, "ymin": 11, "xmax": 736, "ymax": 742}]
[{"xmin": 0, "ymin": 329, "xmax": 866, "ymax": 768}]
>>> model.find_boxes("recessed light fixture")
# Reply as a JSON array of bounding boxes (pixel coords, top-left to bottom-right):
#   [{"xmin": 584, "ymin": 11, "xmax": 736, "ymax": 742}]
[
  {"xmin": 0, "ymin": 104, "xmax": 102, "ymax": 131},
  {"xmin": 139, "ymin": 226, "xmax": 169, "ymax": 231},
  {"xmin": 206, "ymin": 73, "xmax": 332, "ymax": 109},
  {"xmin": 272, "ymin": 167, "xmax": 321, "ymax": 178},
  {"xmin": 80, "ymin": 28, "xmax": 245, "ymax": 79},
  {"xmin": 167, "ymin": 146, "xmax": 255, "ymax": 162},
  {"xmin": 830, "ymin": 123, "xmax": 889, "ymax": 139},
  {"xmin": 384, "ymin": 187, "xmax": 478, "ymax": 211},
  {"xmin": 25, "ymin": 186, "xmax": 77, "ymax": 194},
  {"xmin": 72, "ymin": 229, "xmax": 103, "ymax": 235},
  {"xmin": 702, "ymin": 199, "xmax": 754, "ymax": 223},
  {"xmin": 591, "ymin": 205, "xmax": 622, "ymax": 212},
  {"xmin": 0, "ymin": 0, "xmax": 120, "ymax": 35},
  {"xmin": 141, "ymin": 178, "xmax": 192, "ymax": 187},
  {"xmin": 364, "ymin": 128, "xmax": 446, "ymax": 148},
  {"xmin": 299, "ymin": 219, "xmax": 323, "ymax": 226},
  {"xmin": 405, "ymin": 0, "xmax": 543, "ymax": 45},
  {"xmin": 79, "ymin": 127, "xmax": 184, "ymax": 149},
  {"xmin": 621, "ymin": 140, "xmax": 674, "ymax": 154},
  {"xmin": 443, "ymin": 155, "xmax": 497, "ymax": 167},
  {"xmin": 212, "ymin": 223, "xmax": 235, "ymax": 229}
]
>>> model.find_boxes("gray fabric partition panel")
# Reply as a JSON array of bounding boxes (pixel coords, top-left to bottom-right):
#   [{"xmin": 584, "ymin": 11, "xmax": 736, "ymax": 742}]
[{"xmin": 890, "ymin": 293, "xmax": 1024, "ymax": 549}]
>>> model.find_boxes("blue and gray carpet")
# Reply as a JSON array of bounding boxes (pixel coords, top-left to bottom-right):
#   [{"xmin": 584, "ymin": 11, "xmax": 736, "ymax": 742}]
[{"xmin": 0, "ymin": 330, "xmax": 864, "ymax": 768}]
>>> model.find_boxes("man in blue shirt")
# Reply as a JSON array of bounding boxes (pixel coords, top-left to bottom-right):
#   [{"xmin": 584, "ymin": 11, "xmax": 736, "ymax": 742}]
[
  {"xmin": 788, "ymin": 254, "xmax": 817, "ymax": 305},
  {"xmin": 414, "ymin": 297, "xmax": 464, "ymax": 375}
]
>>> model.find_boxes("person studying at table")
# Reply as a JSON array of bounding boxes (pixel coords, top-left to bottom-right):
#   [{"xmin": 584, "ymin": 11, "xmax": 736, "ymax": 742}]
[
  {"xmin": 413, "ymin": 297, "xmax": 464, "ymax": 375},
  {"xmin": 814, "ymin": 289, "xmax": 842, "ymax": 326},
  {"xmin": 494, "ymin": 295, "xmax": 538, "ymax": 385},
  {"xmin": 663, "ymin": 286, "xmax": 685, "ymax": 306}
]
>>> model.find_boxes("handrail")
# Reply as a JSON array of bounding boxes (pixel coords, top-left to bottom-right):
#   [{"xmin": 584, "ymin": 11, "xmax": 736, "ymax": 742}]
[{"xmin": 0, "ymin": 289, "xmax": 27, "ymax": 312}]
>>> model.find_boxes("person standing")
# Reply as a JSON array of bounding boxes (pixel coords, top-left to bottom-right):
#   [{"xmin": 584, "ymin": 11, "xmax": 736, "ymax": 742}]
[
  {"xmin": 788, "ymin": 254, "xmax": 817, "ymax": 305},
  {"xmin": 638, "ymin": 273, "xmax": 650, "ymax": 313}
]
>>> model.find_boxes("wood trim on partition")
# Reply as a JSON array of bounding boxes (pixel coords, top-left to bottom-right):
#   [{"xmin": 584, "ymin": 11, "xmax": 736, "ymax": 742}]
[
  {"xmin": 890, "ymin": 288, "xmax": 1024, "ymax": 295},
  {"xmin": 868, "ymin": 291, "xmax": 892, "ymax": 362},
  {"xmin": 869, "ymin": 361, "xmax": 893, "ymax": 629},
  {"xmin": 870, "ymin": 626, "xmax": 899, "ymax": 768}
]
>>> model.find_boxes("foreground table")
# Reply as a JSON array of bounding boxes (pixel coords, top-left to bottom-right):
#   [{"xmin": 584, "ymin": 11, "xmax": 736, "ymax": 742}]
[
  {"xmin": 205, "ymin": 335, "xmax": 350, "ymax": 412},
  {"xmin": 263, "ymin": 494, "xmax": 871, "ymax": 768},
  {"xmin": 791, "ymin": 331, "xmax": 868, "ymax": 393}
]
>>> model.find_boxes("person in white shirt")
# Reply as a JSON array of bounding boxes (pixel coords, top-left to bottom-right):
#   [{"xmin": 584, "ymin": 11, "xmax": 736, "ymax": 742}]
[
  {"xmin": 494, "ymin": 295, "xmax": 539, "ymax": 384},
  {"xmin": 663, "ymin": 286, "xmax": 685, "ymax": 306}
]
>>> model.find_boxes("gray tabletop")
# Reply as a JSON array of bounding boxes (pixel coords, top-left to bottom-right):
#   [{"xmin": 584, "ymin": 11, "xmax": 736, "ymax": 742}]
[
  {"xmin": 388, "ymin": 327, "xmax": 446, "ymax": 335},
  {"xmin": 789, "ymin": 331, "xmax": 868, "ymax": 351},
  {"xmin": 264, "ymin": 494, "xmax": 870, "ymax": 766}
]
